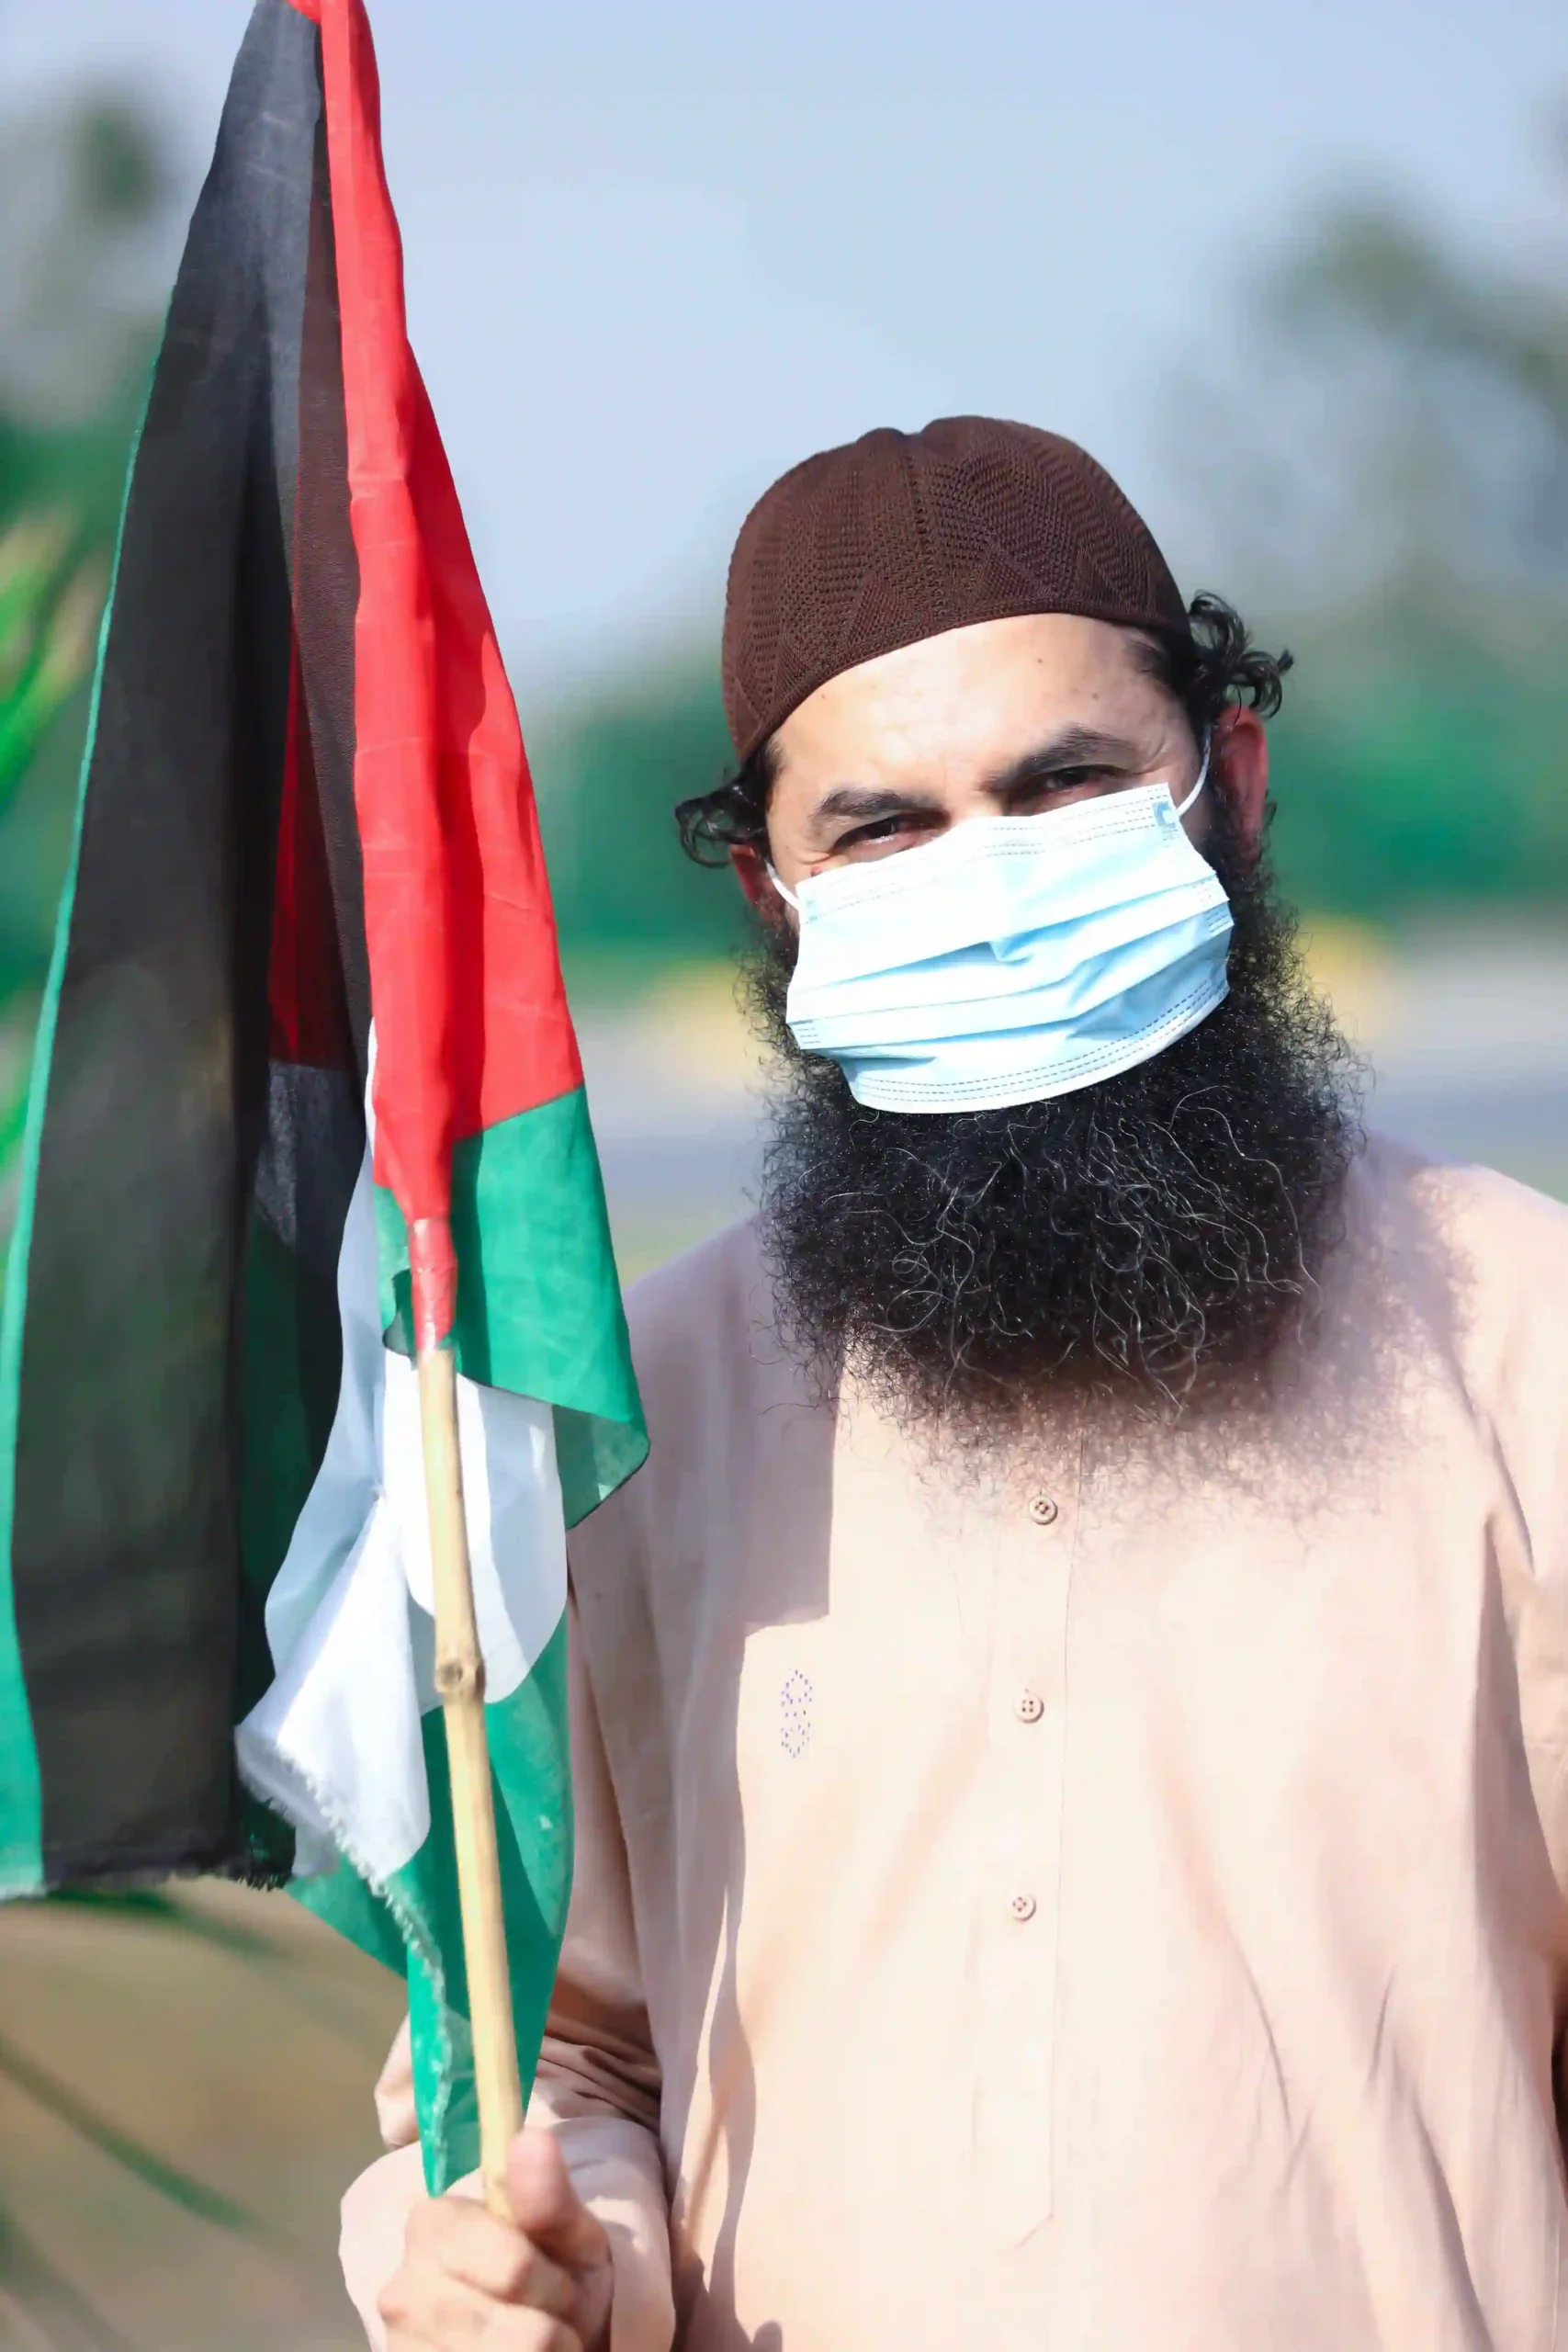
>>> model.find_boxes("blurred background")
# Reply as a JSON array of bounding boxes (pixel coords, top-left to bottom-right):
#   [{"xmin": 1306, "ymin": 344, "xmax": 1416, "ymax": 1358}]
[{"xmin": 0, "ymin": 0, "xmax": 1564, "ymax": 2344}]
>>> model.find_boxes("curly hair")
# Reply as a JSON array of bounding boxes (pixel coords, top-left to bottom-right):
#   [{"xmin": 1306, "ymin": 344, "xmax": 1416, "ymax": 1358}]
[{"xmin": 673, "ymin": 592, "xmax": 1292, "ymax": 867}]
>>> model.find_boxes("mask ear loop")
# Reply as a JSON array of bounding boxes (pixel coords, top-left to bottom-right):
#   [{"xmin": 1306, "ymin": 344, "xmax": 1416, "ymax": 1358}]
[
  {"xmin": 766, "ymin": 865, "xmax": 801, "ymax": 911},
  {"xmin": 1172, "ymin": 733, "xmax": 1213, "ymax": 820}
]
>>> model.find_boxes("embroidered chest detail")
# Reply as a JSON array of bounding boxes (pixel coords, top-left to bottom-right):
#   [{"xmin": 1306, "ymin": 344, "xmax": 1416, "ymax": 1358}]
[{"xmin": 780, "ymin": 1669, "xmax": 814, "ymax": 1759}]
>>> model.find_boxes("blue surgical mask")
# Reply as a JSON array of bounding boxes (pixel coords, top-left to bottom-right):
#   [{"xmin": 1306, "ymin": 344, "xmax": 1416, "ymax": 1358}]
[{"xmin": 770, "ymin": 746, "xmax": 1231, "ymax": 1114}]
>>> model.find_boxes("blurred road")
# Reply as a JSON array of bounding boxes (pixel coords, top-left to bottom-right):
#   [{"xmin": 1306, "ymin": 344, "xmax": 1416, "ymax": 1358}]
[
  {"xmin": 580, "ymin": 930, "xmax": 1568, "ymax": 1281},
  {"xmin": 1358, "ymin": 934, "xmax": 1568, "ymax": 1198}
]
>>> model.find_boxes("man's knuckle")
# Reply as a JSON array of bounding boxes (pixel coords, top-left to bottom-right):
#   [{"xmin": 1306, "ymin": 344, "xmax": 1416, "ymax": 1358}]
[
  {"xmin": 493, "ymin": 2237, "xmax": 538, "ymax": 2299},
  {"xmin": 503, "ymin": 2241, "xmax": 582, "ymax": 2318},
  {"xmin": 429, "ymin": 2288, "xmax": 490, "ymax": 2343},
  {"xmin": 376, "ymin": 2272, "xmax": 412, "ymax": 2326}
]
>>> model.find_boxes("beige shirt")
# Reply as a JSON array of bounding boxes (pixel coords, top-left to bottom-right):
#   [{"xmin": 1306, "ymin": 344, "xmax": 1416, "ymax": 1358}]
[{"xmin": 343, "ymin": 1135, "xmax": 1568, "ymax": 2352}]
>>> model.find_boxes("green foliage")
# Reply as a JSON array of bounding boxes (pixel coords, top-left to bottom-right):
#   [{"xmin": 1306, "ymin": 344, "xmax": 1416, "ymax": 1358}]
[
  {"xmin": 532, "ymin": 660, "xmax": 747, "ymax": 978},
  {"xmin": 0, "ymin": 524, "xmax": 95, "ymax": 801},
  {"xmin": 1269, "ymin": 660, "xmax": 1568, "ymax": 917}
]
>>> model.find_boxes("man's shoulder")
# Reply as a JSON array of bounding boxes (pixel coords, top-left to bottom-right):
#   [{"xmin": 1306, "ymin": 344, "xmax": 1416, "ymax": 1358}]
[
  {"xmin": 1358, "ymin": 1128, "xmax": 1568, "ymax": 1374},
  {"xmin": 623, "ymin": 1214, "xmax": 771, "ymax": 1366},
  {"xmin": 616, "ymin": 1215, "xmax": 806, "ymax": 1446},
  {"xmin": 1362, "ymin": 1128, "xmax": 1568, "ymax": 1271},
  {"xmin": 570, "ymin": 1217, "xmax": 818, "ymax": 1622}
]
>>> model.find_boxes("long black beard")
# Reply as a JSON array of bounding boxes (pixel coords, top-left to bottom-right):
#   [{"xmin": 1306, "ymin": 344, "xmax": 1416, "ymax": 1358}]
[{"xmin": 747, "ymin": 797, "xmax": 1362, "ymax": 1437}]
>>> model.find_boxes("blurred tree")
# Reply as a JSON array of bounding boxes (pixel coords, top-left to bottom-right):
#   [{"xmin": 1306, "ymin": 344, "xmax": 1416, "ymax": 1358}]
[
  {"xmin": 1177, "ymin": 127, "xmax": 1568, "ymax": 918},
  {"xmin": 1271, "ymin": 205, "xmax": 1567, "ymax": 604},
  {"xmin": 0, "ymin": 90, "xmax": 173, "ymax": 437},
  {"xmin": 0, "ymin": 89, "xmax": 176, "ymax": 1183}
]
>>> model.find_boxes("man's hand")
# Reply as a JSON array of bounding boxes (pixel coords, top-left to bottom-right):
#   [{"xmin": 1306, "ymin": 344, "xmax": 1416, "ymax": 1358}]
[{"xmin": 378, "ymin": 2128, "xmax": 614, "ymax": 2351}]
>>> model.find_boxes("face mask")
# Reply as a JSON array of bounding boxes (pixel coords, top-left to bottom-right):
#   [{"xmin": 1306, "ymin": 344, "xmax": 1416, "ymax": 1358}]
[{"xmin": 770, "ymin": 745, "xmax": 1232, "ymax": 1114}]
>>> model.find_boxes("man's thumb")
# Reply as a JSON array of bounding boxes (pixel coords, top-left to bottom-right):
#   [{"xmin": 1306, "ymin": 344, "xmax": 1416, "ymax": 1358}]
[{"xmin": 504, "ymin": 2128, "xmax": 608, "ymax": 2275}]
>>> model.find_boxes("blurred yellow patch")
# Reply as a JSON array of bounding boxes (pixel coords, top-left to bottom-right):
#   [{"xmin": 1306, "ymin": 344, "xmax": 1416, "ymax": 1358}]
[
  {"xmin": 1295, "ymin": 917, "xmax": 1405, "ymax": 1046},
  {"xmin": 638, "ymin": 960, "xmax": 757, "ymax": 1088}
]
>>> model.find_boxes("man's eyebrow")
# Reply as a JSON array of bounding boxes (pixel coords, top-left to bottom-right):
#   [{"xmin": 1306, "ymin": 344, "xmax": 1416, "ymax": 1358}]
[
  {"xmin": 979, "ymin": 727, "xmax": 1146, "ymax": 797},
  {"xmin": 806, "ymin": 782, "xmax": 946, "ymax": 837}
]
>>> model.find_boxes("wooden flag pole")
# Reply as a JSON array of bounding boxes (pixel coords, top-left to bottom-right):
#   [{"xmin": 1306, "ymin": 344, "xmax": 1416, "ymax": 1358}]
[{"xmin": 417, "ymin": 1336, "xmax": 524, "ymax": 2220}]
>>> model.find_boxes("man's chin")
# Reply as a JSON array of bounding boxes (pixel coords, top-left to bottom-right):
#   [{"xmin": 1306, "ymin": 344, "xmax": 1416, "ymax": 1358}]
[{"xmin": 745, "ymin": 856, "xmax": 1362, "ymax": 1441}]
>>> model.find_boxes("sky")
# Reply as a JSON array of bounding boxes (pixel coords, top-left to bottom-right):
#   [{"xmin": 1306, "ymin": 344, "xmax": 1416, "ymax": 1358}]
[{"xmin": 4, "ymin": 0, "xmax": 1565, "ymax": 705}]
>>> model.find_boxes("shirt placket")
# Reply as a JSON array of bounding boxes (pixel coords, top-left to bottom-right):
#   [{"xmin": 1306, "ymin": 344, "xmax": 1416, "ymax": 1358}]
[{"xmin": 971, "ymin": 1438, "xmax": 1080, "ymax": 2250}]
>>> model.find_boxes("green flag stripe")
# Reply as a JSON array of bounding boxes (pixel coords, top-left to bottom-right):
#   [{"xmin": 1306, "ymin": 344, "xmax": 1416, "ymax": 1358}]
[{"xmin": 373, "ymin": 1083, "xmax": 648, "ymax": 1525}]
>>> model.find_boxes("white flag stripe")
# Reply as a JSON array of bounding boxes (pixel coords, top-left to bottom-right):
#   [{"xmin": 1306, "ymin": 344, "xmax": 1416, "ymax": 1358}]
[{"xmin": 237, "ymin": 1140, "xmax": 569, "ymax": 1887}]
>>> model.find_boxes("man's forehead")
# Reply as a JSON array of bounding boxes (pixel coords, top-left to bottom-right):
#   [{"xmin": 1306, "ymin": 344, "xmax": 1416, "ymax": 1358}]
[{"xmin": 773, "ymin": 612, "xmax": 1172, "ymax": 779}]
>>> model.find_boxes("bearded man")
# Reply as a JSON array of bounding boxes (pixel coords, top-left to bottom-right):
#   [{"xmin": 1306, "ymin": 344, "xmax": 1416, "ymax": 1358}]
[{"xmin": 341, "ymin": 419, "xmax": 1568, "ymax": 2352}]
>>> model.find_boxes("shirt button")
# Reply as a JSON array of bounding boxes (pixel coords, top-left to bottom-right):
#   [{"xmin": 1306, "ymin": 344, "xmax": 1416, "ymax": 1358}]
[
  {"xmin": 1014, "ymin": 1689, "xmax": 1044, "ymax": 1724},
  {"xmin": 1008, "ymin": 1892, "xmax": 1038, "ymax": 1923},
  {"xmin": 1028, "ymin": 1493, "xmax": 1059, "ymax": 1526}
]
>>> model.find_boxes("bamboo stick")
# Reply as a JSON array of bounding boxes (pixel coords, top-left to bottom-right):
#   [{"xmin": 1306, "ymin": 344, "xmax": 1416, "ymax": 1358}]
[{"xmin": 417, "ymin": 1340, "xmax": 523, "ymax": 2222}]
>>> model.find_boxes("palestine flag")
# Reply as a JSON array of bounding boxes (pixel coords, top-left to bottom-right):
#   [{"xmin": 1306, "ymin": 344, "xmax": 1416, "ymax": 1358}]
[{"xmin": 0, "ymin": 0, "xmax": 645, "ymax": 2188}]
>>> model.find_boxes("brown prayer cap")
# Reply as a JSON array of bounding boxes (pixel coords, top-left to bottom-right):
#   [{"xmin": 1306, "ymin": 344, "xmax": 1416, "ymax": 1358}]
[{"xmin": 721, "ymin": 415, "xmax": 1189, "ymax": 762}]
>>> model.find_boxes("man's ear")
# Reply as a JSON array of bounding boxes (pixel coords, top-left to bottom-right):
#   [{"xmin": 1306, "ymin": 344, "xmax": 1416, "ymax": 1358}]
[
  {"xmin": 730, "ymin": 842, "xmax": 768, "ymax": 907},
  {"xmin": 730, "ymin": 842, "xmax": 790, "ymax": 919},
  {"xmin": 1216, "ymin": 706, "xmax": 1269, "ymax": 854}
]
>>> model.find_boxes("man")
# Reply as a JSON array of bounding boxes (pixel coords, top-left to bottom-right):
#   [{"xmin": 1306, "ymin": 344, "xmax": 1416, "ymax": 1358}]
[{"xmin": 343, "ymin": 418, "xmax": 1568, "ymax": 2350}]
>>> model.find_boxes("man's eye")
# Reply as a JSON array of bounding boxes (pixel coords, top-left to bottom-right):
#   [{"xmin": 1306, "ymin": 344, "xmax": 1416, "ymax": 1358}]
[
  {"xmin": 1004, "ymin": 765, "xmax": 1125, "ymax": 810},
  {"xmin": 1041, "ymin": 765, "xmax": 1115, "ymax": 791},
  {"xmin": 832, "ymin": 814, "xmax": 925, "ymax": 854}
]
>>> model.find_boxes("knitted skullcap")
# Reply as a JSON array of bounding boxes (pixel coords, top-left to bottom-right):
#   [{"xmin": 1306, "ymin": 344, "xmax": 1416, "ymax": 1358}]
[{"xmin": 721, "ymin": 415, "xmax": 1188, "ymax": 761}]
